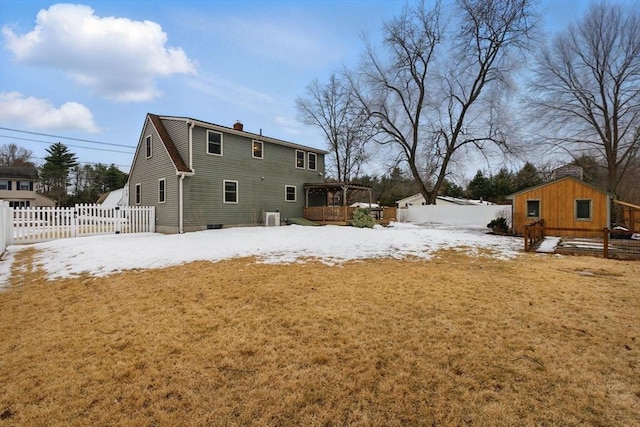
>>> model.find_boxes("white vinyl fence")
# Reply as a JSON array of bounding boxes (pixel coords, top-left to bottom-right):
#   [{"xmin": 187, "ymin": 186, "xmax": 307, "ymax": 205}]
[
  {"xmin": 1, "ymin": 201, "xmax": 11, "ymax": 255},
  {"xmin": 397, "ymin": 205, "xmax": 511, "ymax": 227},
  {"xmin": 8, "ymin": 204, "xmax": 155, "ymax": 244}
]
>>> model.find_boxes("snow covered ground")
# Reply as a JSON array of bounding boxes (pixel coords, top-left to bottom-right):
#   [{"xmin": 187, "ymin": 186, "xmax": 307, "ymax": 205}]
[{"xmin": 0, "ymin": 223, "xmax": 523, "ymax": 285}]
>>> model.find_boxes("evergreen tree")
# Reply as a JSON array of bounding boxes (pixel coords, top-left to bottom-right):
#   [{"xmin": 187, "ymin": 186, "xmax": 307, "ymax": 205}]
[
  {"xmin": 39, "ymin": 142, "xmax": 78, "ymax": 206},
  {"xmin": 514, "ymin": 162, "xmax": 543, "ymax": 191}
]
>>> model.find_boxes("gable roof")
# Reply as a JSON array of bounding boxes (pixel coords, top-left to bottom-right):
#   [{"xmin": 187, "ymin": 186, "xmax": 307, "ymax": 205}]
[
  {"xmin": 506, "ymin": 176, "xmax": 612, "ymax": 199},
  {"xmin": 148, "ymin": 113, "xmax": 191, "ymax": 173},
  {"xmin": 158, "ymin": 114, "xmax": 328, "ymax": 155},
  {"xmin": 0, "ymin": 166, "xmax": 38, "ymax": 180}
]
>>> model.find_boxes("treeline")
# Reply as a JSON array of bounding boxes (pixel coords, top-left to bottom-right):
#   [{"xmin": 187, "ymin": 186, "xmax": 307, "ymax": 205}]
[
  {"xmin": 354, "ymin": 162, "xmax": 547, "ymax": 206},
  {"xmin": 1, "ymin": 142, "xmax": 127, "ymax": 206}
]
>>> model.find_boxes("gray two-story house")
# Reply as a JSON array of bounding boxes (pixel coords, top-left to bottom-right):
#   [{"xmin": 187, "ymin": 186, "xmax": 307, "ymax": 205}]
[{"xmin": 127, "ymin": 113, "xmax": 326, "ymax": 233}]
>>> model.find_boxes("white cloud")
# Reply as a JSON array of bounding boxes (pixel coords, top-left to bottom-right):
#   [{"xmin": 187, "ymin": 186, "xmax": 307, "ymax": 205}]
[
  {"xmin": 0, "ymin": 92, "xmax": 100, "ymax": 133},
  {"xmin": 2, "ymin": 4, "xmax": 196, "ymax": 102},
  {"xmin": 274, "ymin": 115, "xmax": 302, "ymax": 136}
]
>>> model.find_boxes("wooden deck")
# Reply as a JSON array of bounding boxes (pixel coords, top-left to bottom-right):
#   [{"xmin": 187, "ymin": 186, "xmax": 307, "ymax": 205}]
[{"xmin": 303, "ymin": 206, "xmax": 397, "ymax": 226}]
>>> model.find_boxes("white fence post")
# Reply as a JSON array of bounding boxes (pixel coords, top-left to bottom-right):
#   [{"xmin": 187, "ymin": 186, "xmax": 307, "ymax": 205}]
[{"xmin": 0, "ymin": 201, "xmax": 13, "ymax": 254}]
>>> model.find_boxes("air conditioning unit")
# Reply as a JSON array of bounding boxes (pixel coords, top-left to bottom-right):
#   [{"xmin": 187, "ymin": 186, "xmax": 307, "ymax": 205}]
[{"xmin": 263, "ymin": 211, "xmax": 281, "ymax": 227}]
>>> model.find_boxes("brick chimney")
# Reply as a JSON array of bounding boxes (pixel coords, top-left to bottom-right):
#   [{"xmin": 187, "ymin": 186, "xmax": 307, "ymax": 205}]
[{"xmin": 233, "ymin": 121, "xmax": 243, "ymax": 131}]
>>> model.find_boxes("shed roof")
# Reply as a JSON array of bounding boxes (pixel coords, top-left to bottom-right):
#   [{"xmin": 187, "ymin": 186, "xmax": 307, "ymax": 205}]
[{"xmin": 506, "ymin": 176, "xmax": 612, "ymax": 199}]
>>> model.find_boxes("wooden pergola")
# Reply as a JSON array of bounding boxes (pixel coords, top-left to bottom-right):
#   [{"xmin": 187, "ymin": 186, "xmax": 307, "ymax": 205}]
[
  {"xmin": 303, "ymin": 182, "xmax": 373, "ymax": 208},
  {"xmin": 302, "ymin": 182, "xmax": 396, "ymax": 224}
]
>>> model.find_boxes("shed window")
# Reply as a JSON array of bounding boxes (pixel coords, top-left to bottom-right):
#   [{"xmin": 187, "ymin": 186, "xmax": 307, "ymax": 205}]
[
  {"xmin": 295, "ymin": 150, "xmax": 305, "ymax": 169},
  {"xmin": 285, "ymin": 185, "xmax": 296, "ymax": 202},
  {"xmin": 575, "ymin": 199, "xmax": 592, "ymax": 220},
  {"xmin": 207, "ymin": 131, "xmax": 223, "ymax": 156},
  {"xmin": 223, "ymin": 180, "xmax": 238, "ymax": 204},
  {"xmin": 526, "ymin": 200, "xmax": 540, "ymax": 218},
  {"xmin": 253, "ymin": 140, "xmax": 263, "ymax": 159}
]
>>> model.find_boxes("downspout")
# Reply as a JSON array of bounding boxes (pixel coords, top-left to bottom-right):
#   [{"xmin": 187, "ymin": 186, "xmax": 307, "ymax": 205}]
[{"xmin": 179, "ymin": 173, "xmax": 185, "ymax": 233}]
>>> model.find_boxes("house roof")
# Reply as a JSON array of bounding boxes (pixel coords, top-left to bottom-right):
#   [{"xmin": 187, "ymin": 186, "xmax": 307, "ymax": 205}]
[
  {"xmin": 506, "ymin": 176, "xmax": 612, "ymax": 199},
  {"xmin": 158, "ymin": 114, "xmax": 328, "ymax": 155},
  {"xmin": 0, "ymin": 166, "xmax": 38, "ymax": 180},
  {"xmin": 148, "ymin": 114, "xmax": 191, "ymax": 173}
]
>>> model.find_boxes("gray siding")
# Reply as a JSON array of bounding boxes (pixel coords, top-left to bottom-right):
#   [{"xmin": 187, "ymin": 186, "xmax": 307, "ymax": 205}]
[
  {"xmin": 161, "ymin": 118, "xmax": 190, "ymax": 166},
  {"xmin": 184, "ymin": 125, "xmax": 324, "ymax": 227},
  {"xmin": 128, "ymin": 119, "xmax": 180, "ymax": 229}
]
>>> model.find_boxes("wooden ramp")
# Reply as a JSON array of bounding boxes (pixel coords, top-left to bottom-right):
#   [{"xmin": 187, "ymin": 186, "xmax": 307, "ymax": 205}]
[{"xmin": 287, "ymin": 217, "xmax": 320, "ymax": 226}]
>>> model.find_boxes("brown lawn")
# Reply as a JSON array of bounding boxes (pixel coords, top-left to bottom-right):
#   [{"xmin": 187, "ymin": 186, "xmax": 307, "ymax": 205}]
[{"xmin": 1, "ymin": 248, "xmax": 639, "ymax": 426}]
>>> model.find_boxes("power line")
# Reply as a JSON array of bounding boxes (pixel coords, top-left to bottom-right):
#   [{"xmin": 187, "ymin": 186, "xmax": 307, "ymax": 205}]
[
  {"xmin": 0, "ymin": 134, "xmax": 135, "ymax": 154},
  {"xmin": 30, "ymin": 156, "xmax": 131, "ymax": 169},
  {"xmin": 0, "ymin": 126, "xmax": 136, "ymax": 149}
]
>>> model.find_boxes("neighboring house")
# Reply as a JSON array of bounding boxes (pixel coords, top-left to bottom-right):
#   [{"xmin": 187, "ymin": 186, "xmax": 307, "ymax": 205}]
[
  {"xmin": 396, "ymin": 194, "xmax": 492, "ymax": 208},
  {"xmin": 506, "ymin": 176, "xmax": 612, "ymax": 236},
  {"xmin": 96, "ymin": 188, "xmax": 126, "ymax": 208},
  {"xmin": 127, "ymin": 113, "xmax": 327, "ymax": 233},
  {"xmin": 0, "ymin": 166, "xmax": 56, "ymax": 208}
]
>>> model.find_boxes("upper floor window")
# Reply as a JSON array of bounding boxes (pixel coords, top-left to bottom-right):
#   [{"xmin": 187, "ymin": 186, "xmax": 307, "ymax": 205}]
[
  {"xmin": 252, "ymin": 140, "xmax": 263, "ymax": 159},
  {"xmin": 145, "ymin": 135, "xmax": 152, "ymax": 158},
  {"xmin": 295, "ymin": 150, "xmax": 305, "ymax": 169},
  {"xmin": 158, "ymin": 178, "xmax": 166, "ymax": 203},
  {"xmin": 308, "ymin": 152, "xmax": 317, "ymax": 171},
  {"xmin": 526, "ymin": 200, "xmax": 540, "ymax": 218},
  {"xmin": 285, "ymin": 185, "xmax": 296, "ymax": 202},
  {"xmin": 575, "ymin": 199, "xmax": 592, "ymax": 220},
  {"xmin": 223, "ymin": 180, "xmax": 238, "ymax": 204},
  {"xmin": 135, "ymin": 183, "xmax": 141, "ymax": 205},
  {"xmin": 16, "ymin": 181, "xmax": 32, "ymax": 191},
  {"xmin": 0, "ymin": 180, "xmax": 10, "ymax": 190},
  {"xmin": 207, "ymin": 130, "xmax": 223, "ymax": 156}
]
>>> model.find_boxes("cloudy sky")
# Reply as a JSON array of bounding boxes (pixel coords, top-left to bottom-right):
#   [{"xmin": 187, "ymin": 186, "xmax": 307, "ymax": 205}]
[{"xmin": 0, "ymin": 0, "xmax": 590, "ymax": 175}]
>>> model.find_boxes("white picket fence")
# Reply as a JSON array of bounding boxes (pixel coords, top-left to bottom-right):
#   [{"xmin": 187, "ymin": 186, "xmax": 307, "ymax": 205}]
[{"xmin": 7, "ymin": 204, "xmax": 155, "ymax": 244}]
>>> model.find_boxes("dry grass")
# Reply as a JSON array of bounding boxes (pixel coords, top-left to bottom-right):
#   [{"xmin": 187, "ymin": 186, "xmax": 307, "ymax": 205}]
[{"xmin": 1, "ymin": 249, "xmax": 639, "ymax": 426}]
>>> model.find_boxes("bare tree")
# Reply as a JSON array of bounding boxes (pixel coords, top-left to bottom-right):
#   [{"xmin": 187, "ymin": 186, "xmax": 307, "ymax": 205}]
[
  {"xmin": 528, "ymin": 2, "xmax": 640, "ymax": 199},
  {"xmin": 0, "ymin": 143, "xmax": 35, "ymax": 167},
  {"xmin": 296, "ymin": 73, "xmax": 370, "ymax": 182},
  {"xmin": 353, "ymin": 0, "xmax": 535, "ymax": 204}
]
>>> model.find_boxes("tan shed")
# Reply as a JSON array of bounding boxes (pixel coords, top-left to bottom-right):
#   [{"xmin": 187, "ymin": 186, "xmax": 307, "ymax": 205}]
[{"xmin": 507, "ymin": 176, "xmax": 612, "ymax": 236}]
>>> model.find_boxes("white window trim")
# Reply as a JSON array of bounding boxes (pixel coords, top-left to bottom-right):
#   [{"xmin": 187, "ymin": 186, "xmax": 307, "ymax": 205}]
[
  {"xmin": 295, "ymin": 149, "xmax": 305, "ymax": 169},
  {"xmin": 135, "ymin": 183, "xmax": 141, "ymax": 205},
  {"xmin": 207, "ymin": 130, "xmax": 224, "ymax": 156},
  {"xmin": 575, "ymin": 199, "xmax": 592, "ymax": 221},
  {"xmin": 252, "ymin": 140, "xmax": 264, "ymax": 159},
  {"xmin": 223, "ymin": 180, "xmax": 238, "ymax": 204},
  {"xmin": 526, "ymin": 199, "xmax": 540, "ymax": 219},
  {"xmin": 145, "ymin": 135, "xmax": 152, "ymax": 159},
  {"xmin": 285, "ymin": 185, "xmax": 297, "ymax": 202},
  {"xmin": 308, "ymin": 152, "xmax": 317, "ymax": 171},
  {"xmin": 158, "ymin": 178, "xmax": 166, "ymax": 204}
]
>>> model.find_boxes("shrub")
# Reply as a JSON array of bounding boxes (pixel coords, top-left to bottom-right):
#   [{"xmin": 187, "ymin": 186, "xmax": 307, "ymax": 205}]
[
  {"xmin": 487, "ymin": 216, "xmax": 509, "ymax": 234},
  {"xmin": 351, "ymin": 208, "xmax": 376, "ymax": 228}
]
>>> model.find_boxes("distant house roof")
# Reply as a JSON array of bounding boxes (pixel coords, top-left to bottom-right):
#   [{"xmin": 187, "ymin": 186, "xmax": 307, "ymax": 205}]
[
  {"xmin": 96, "ymin": 188, "xmax": 125, "ymax": 207},
  {"xmin": 0, "ymin": 166, "xmax": 38, "ymax": 180},
  {"xmin": 396, "ymin": 193, "xmax": 493, "ymax": 206}
]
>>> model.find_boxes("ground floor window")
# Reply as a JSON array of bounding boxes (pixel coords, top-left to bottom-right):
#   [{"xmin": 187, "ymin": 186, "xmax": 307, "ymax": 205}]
[
  {"xmin": 285, "ymin": 185, "xmax": 296, "ymax": 202},
  {"xmin": 9, "ymin": 201, "xmax": 30, "ymax": 208},
  {"xmin": 575, "ymin": 199, "xmax": 592, "ymax": 220},
  {"xmin": 223, "ymin": 180, "xmax": 238, "ymax": 203},
  {"xmin": 158, "ymin": 178, "xmax": 166, "ymax": 203}
]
